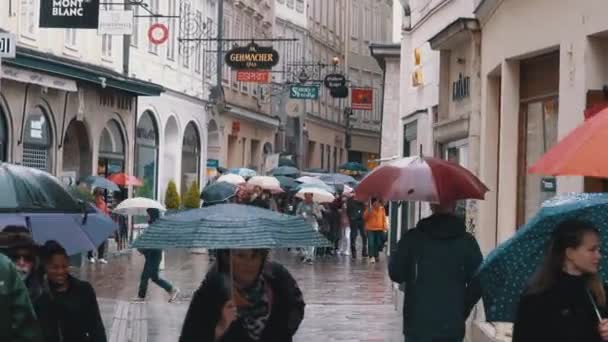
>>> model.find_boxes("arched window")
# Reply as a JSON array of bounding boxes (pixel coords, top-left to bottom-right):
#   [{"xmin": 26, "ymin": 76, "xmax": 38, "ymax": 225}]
[
  {"xmin": 181, "ymin": 121, "xmax": 201, "ymax": 194},
  {"xmin": 98, "ymin": 119, "xmax": 126, "ymax": 177},
  {"xmin": 135, "ymin": 111, "xmax": 159, "ymax": 199},
  {"xmin": 22, "ymin": 107, "xmax": 52, "ymax": 171}
]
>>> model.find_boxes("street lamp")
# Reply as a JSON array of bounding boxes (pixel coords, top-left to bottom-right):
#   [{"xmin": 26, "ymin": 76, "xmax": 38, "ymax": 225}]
[
  {"xmin": 332, "ymin": 56, "xmax": 340, "ymax": 66},
  {"xmin": 298, "ymin": 69, "xmax": 309, "ymax": 84}
]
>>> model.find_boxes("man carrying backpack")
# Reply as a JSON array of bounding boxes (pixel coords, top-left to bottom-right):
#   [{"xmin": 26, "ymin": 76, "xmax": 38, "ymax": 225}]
[{"xmin": 388, "ymin": 202, "xmax": 482, "ymax": 342}]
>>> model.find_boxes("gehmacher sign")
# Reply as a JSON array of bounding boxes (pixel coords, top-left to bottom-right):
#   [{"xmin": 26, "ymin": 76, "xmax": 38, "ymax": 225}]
[
  {"xmin": 225, "ymin": 42, "xmax": 279, "ymax": 70},
  {"xmin": 39, "ymin": 0, "xmax": 100, "ymax": 29}
]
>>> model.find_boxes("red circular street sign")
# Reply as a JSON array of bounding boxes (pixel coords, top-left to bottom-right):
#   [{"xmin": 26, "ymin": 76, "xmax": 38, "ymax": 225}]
[{"xmin": 148, "ymin": 23, "xmax": 169, "ymax": 45}]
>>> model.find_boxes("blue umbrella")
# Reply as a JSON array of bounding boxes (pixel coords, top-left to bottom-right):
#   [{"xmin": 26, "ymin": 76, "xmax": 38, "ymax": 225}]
[
  {"xmin": 0, "ymin": 206, "xmax": 118, "ymax": 255},
  {"xmin": 80, "ymin": 175, "xmax": 120, "ymax": 192},
  {"xmin": 131, "ymin": 203, "xmax": 332, "ymax": 249},
  {"xmin": 478, "ymin": 193, "xmax": 608, "ymax": 322},
  {"xmin": 229, "ymin": 168, "xmax": 257, "ymax": 178}
]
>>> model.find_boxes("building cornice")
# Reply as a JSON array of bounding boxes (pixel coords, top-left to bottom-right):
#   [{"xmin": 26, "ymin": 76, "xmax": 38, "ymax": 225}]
[
  {"xmin": 369, "ymin": 43, "xmax": 401, "ymax": 71},
  {"xmin": 429, "ymin": 18, "xmax": 479, "ymax": 51},
  {"xmin": 474, "ymin": 0, "xmax": 503, "ymax": 24}
]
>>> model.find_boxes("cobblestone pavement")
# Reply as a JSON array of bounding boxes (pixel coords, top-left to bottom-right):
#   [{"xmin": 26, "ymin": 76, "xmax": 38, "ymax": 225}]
[{"xmin": 78, "ymin": 249, "xmax": 404, "ymax": 342}]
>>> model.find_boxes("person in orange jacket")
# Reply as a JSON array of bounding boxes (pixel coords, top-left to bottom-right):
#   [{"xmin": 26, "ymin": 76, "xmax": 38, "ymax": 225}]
[{"xmin": 363, "ymin": 197, "xmax": 387, "ymax": 264}]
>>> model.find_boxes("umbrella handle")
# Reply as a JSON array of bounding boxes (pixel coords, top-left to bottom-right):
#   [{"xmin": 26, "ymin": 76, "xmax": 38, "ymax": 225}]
[{"xmin": 588, "ymin": 289, "xmax": 603, "ymax": 321}]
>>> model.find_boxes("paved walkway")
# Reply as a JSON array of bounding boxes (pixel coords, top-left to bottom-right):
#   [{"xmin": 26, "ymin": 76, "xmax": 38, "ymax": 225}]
[{"xmin": 78, "ymin": 249, "xmax": 404, "ymax": 341}]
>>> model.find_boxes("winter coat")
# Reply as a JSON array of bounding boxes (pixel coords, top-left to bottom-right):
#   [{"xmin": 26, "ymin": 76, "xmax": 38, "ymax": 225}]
[
  {"xmin": 0, "ymin": 253, "xmax": 42, "ymax": 342},
  {"xmin": 388, "ymin": 214, "xmax": 482, "ymax": 339},
  {"xmin": 363, "ymin": 206, "xmax": 387, "ymax": 231},
  {"xmin": 346, "ymin": 198, "xmax": 365, "ymax": 224},
  {"xmin": 513, "ymin": 273, "xmax": 608, "ymax": 342},
  {"xmin": 179, "ymin": 261, "xmax": 305, "ymax": 342},
  {"xmin": 34, "ymin": 275, "xmax": 107, "ymax": 342}
]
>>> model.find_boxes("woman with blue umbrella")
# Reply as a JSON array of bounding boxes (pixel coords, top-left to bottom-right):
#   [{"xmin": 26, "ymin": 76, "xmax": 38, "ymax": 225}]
[{"xmin": 512, "ymin": 219, "xmax": 608, "ymax": 341}]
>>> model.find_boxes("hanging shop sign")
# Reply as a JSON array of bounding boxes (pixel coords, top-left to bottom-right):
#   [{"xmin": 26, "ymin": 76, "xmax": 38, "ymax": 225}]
[
  {"xmin": 148, "ymin": 23, "xmax": 169, "ymax": 45},
  {"xmin": 324, "ymin": 73, "xmax": 346, "ymax": 89},
  {"xmin": 289, "ymin": 85, "xmax": 319, "ymax": 100},
  {"xmin": 98, "ymin": 10, "xmax": 133, "ymax": 35},
  {"xmin": 39, "ymin": 0, "xmax": 100, "ymax": 29},
  {"xmin": 225, "ymin": 42, "xmax": 279, "ymax": 70},
  {"xmin": 351, "ymin": 88, "xmax": 373, "ymax": 111},
  {"xmin": 0, "ymin": 33, "xmax": 16, "ymax": 58},
  {"xmin": 236, "ymin": 70, "xmax": 270, "ymax": 83}
]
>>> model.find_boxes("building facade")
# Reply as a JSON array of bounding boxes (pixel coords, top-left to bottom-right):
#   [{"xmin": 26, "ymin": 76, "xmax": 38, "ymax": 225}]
[
  {"xmin": 346, "ymin": 0, "xmax": 392, "ymax": 169},
  {"xmin": 0, "ymin": 1, "xmax": 162, "ymax": 194},
  {"xmin": 129, "ymin": 0, "xmax": 212, "ymax": 201},
  {"xmin": 213, "ymin": 0, "xmax": 279, "ymax": 172}
]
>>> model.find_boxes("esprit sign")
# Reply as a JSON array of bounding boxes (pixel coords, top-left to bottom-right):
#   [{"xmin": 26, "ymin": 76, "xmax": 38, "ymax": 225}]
[
  {"xmin": 39, "ymin": 0, "xmax": 100, "ymax": 29},
  {"xmin": 225, "ymin": 42, "xmax": 279, "ymax": 70}
]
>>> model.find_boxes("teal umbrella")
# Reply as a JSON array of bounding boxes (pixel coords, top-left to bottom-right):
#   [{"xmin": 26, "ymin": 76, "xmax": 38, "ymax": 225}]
[
  {"xmin": 200, "ymin": 181, "xmax": 237, "ymax": 205},
  {"xmin": 274, "ymin": 176, "xmax": 300, "ymax": 192},
  {"xmin": 478, "ymin": 193, "xmax": 608, "ymax": 322},
  {"xmin": 229, "ymin": 168, "xmax": 257, "ymax": 178},
  {"xmin": 271, "ymin": 166, "xmax": 300, "ymax": 178},
  {"xmin": 339, "ymin": 162, "xmax": 368, "ymax": 172},
  {"xmin": 131, "ymin": 204, "xmax": 332, "ymax": 249},
  {"xmin": 278, "ymin": 158, "xmax": 297, "ymax": 167},
  {"xmin": 80, "ymin": 175, "xmax": 120, "ymax": 192}
]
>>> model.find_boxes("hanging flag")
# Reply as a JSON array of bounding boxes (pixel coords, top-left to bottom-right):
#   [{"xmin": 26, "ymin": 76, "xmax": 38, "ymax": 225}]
[{"xmin": 351, "ymin": 88, "xmax": 373, "ymax": 111}]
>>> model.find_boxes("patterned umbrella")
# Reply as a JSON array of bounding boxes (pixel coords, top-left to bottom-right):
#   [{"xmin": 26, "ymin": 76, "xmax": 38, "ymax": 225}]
[
  {"xmin": 478, "ymin": 193, "xmax": 608, "ymax": 322},
  {"xmin": 131, "ymin": 203, "xmax": 332, "ymax": 249}
]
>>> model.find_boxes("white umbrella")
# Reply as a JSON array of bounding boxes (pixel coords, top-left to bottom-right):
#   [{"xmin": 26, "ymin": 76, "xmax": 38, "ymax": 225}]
[
  {"xmin": 217, "ymin": 174, "xmax": 246, "ymax": 185},
  {"xmin": 247, "ymin": 176, "xmax": 282, "ymax": 191},
  {"xmin": 296, "ymin": 187, "xmax": 335, "ymax": 204},
  {"xmin": 296, "ymin": 176, "xmax": 324, "ymax": 185},
  {"xmin": 113, "ymin": 197, "xmax": 167, "ymax": 216}
]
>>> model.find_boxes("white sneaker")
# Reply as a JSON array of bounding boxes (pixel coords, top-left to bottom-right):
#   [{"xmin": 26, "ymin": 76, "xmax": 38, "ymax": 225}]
[
  {"xmin": 98, "ymin": 258, "xmax": 108, "ymax": 264},
  {"xmin": 369, "ymin": 257, "xmax": 376, "ymax": 264},
  {"xmin": 169, "ymin": 288, "xmax": 180, "ymax": 303},
  {"xmin": 131, "ymin": 297, "xmax": 146, "ymax": 302},
  {"xmin": 88, "ymin": 257, "xmax": 96, "ymax": 264}
]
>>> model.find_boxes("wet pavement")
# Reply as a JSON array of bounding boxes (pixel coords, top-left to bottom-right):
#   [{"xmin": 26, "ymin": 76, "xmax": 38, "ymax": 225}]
[{"xmin": 78, "ymin": 249, "xmax": 404, "ymax": 342}]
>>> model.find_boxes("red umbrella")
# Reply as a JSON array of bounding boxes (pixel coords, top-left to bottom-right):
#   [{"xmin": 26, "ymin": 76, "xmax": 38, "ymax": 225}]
[
  {"xmin": 529, "ymin": 107, "xmax": 608, "ymax": 177},
  {"xmin": 107, "ymin": 173, "xmax": 144, "ymax": 187},
  {"xmin": 354, "ymin": 156, "xmax": 489, "ymax": 204}
]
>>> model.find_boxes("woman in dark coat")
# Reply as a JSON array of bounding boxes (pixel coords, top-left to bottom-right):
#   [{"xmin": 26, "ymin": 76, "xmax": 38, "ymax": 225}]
[
  {"xmin": 34, "ymin": 241, "xmax": 107, "ymax": 342},
  {"xmin": 179, "ymin": 249, "xmax": 305, "ymax": 342},
  {"xmin": 513, "ymin": 219, "xmax": 608, "ymax": 342}
]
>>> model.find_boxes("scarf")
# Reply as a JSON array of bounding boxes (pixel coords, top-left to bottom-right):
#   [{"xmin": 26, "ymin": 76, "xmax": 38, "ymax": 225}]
[{"xmin": 233, "ymin": 267, "xmax": 272, "ymax": 341}]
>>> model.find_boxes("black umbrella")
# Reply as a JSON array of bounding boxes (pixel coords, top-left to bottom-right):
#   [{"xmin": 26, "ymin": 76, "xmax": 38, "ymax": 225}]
[
  {"xmin": 200, "ymin": 181, "xmax": 237, "ymax": 205},
  {"xmin": 0, "ymin": 163, "xmax": 83, "ymax": 213}
]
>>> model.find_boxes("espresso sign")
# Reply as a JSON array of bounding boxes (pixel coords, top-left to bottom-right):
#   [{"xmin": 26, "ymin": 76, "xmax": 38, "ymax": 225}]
[
  {"xmin": 225, "ymin": 42, "xmax": 279, "ymax": 70},
  {"xmin": 324, "ymin": 73, "xmax": 346, "ymax": 89},
  {"xmin": 39, "ymin": 0, "xmax": 100, "ymax": 29}
]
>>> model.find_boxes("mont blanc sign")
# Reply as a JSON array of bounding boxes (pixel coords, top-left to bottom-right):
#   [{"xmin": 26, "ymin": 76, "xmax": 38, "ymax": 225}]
[
  {"xmin": 225, "ymin": 42, "xmax": 279, "ymax": 70},
  {"xmin": 40, "ymin": 0, "xmax": 100, "ymax": 29}
]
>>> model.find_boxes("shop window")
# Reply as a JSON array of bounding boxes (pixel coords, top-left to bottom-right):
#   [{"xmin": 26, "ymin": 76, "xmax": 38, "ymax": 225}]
[
  {"xmin": 22, "ymin": 107, "xmax": 52, "ymax": 172},
  {"xmin": 0, "ymin": 107, "xmax": 7, "ymax": 162},
  {"xmin": 518, "ymin": 98, "xmax": 558, "ymax": 225},
  {"xmin": 181, "ymin": 122, "xmax": 201, "ymax": 195},
  {"xmin": 135, "ymin": 112, "xmax": 159, "ymax": 199}
]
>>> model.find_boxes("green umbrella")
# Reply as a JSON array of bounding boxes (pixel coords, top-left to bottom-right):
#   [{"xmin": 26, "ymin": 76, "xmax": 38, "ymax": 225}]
[
  {"xmin": 278, "ymin": 157, "xmax": 297, "ymax": 167},
  {"xmin": 0, "ymin": 163, "xmax": 83, "ymax": 213},
  {"xmin": 271, "ymin": 166, "xmax": 300, "ymax": 178},
  {"xmin": 274, "ymin": 176, "xmax": 300, "ymax": 192},
  {"xmin": 200, "ymin": 181, "xmax": 237, "ymax": 205},
  {"xmin": 131, "ymin": 203, "xmax": 332, "ymax": 249}
]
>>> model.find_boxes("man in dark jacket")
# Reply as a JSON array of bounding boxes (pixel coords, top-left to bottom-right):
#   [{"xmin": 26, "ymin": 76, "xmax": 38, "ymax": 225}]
[
  {"xmin": 388, "ymin": 202, "xmax": 482, "ymax": 342},
  {"xmin": 347, "ymin": 197, "xmax": 367, "ymax": 259},
  {"xmin": 0, "ymin": 252, "xmax": 42, "ymax": 342}
]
